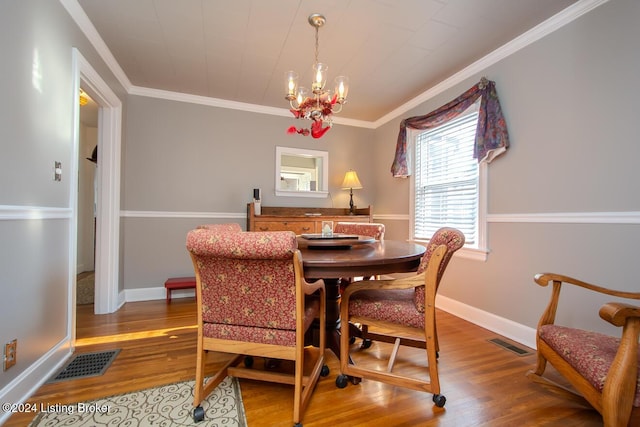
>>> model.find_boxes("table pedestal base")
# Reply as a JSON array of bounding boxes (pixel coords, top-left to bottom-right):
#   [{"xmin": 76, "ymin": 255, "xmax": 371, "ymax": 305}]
[{"xmin": 309, "ymin": 278, "xmax": 361, "ymax": 384}]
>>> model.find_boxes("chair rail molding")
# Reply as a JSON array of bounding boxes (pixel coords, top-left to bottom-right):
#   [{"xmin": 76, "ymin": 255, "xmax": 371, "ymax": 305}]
[
  {"xmin": 120, "ymin": 210, "xmax": 246, "ymax": 219},
  {"xmin": 0, "ymin": 205, "xmax": 72, "ymax": 220},
  {"xmin": 373, "ymin": 211, "xmax": 640, "ymax": 225}
]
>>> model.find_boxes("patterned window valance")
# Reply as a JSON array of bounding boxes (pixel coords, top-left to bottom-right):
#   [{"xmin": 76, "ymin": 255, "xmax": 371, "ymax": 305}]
[{"xmin": 390, "ymin": 77, "xmax": 510, "ymax": 178}]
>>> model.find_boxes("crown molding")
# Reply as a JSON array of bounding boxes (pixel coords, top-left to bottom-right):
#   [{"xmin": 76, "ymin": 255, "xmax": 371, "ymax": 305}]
[
  {"xmin": 128, "ymin": 86, "xmax": 376, "ymax": 129},
  {"xmin": 59, "ymin": 0, "xmax": 132, "ymax": 92},
  {"xmin": 372, "ymin": 0, "xmax": 609, "ymax": 128},
  {"xmin": 62, "ymin": 0, "xmax": 608, "ymax": 129}
]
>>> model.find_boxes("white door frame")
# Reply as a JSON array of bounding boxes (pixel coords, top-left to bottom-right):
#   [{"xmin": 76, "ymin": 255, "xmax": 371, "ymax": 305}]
[{"xmin": 72, "ymin": 48, "xmax": 122, "ymax": 316}]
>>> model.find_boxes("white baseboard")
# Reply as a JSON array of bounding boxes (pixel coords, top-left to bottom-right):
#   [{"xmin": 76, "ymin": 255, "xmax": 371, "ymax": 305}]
[
  {"xmin": 0, "ymin": 340, "xmax": 72, "ymax": 425},
  {"xmin": 436, "ymin": 294, "xmax": 537, "ymax": 350}
]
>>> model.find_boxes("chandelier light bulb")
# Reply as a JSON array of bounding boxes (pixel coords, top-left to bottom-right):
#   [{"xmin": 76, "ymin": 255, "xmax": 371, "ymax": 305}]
[
  {"xmin": 285, "ymin": 71, "xmax": 299, "ymax": 100},
  {"xmin": 312, "ymin": 63, "xmax": 328, "ymax": 94},
  {"xmin": 334, "ymin": 76, "xmax": 349, "ymax": 103},
  {"xmin": 296, "ymin": 87, "xmax": 308, "ymax": 107}
]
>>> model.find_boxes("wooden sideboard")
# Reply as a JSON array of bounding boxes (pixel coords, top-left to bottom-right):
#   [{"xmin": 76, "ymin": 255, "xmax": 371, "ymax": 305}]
[{"xmin": 247, "ymin": 204, "xmax": 372, "ymax": 234}]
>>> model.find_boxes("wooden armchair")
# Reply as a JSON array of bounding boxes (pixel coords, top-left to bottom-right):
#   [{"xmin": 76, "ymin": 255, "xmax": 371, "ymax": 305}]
[
  {"xmin": 334, "ymin": 221, "xmax": 385, "ymax": 282},
  {"xmin": 336, "ymin": 227, "xmax": 464, "ymax": 407},
  {"xmin": 333, "ymin": 222, "xmax": 386, "ymax": 348},
  {"xmin": 526, "ymin": 273, "xmax": 640, "ymax": 427},
  {"xmin": 186, "ymin": 229, "xmax": 328, "ymax": 426}
]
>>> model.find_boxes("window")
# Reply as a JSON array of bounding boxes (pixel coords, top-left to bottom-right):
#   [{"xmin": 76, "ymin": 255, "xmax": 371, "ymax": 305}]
[{"xmin": 411, "ymin": 108, "xmax": 487, "ymax": 258}]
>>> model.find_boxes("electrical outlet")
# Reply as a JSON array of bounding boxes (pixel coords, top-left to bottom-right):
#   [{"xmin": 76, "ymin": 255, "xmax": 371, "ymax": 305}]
[{"xmin": 4, "ymin": 339, "xmax": 17, "ymax": 371}]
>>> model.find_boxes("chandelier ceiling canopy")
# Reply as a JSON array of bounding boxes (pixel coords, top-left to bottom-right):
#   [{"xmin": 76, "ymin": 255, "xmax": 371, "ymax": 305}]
[{"xmin": 285, "ymin": 13, "xmax": 348, "ymax": 139}]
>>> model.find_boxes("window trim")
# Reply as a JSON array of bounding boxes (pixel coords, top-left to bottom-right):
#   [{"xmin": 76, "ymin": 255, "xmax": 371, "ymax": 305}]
[{"xmin": 408, "ymin": 128, "xmax": 489, "ymax": 262}]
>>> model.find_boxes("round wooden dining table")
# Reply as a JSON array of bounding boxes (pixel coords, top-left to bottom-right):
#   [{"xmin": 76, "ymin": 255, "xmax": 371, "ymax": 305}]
[{"xmin": 297, "ymin": 237, "xmax": 427, "ymax": 358}]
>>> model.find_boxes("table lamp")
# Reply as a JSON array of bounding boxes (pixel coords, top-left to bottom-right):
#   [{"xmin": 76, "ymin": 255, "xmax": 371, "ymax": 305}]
[{"xmin": 341, "ymin": 170, "xmax": 363, "ymax": 215}]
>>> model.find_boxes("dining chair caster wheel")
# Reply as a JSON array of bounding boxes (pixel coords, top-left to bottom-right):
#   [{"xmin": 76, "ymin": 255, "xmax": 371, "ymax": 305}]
[
  {"xmin": 244, "ymin": 356, "xmax": 254, "ymax": 368},
  {"xmin": 432, "ymin": 393, "xmax": 446, "ymax": 407},
  {"xmin": 193, "ymin": 405, "xmax": 205, "ymax": 422},
  {"xmin": 293, "ymin": 423, "xmax": 302, "ymax": 427},
  {"xmin": 321, "ymin": 365, "xmax": 330, "ymax": 377},
  {"xmin": 336, "ymin": 374, "xmax": 349, "ymax": 388},
  {"xmin": 360, "ymin": 338, "xmax": 372, "ymax": 349},
  {"xmin": 349, "ymin": 336, "xmax": 356, "ymax": 344}
]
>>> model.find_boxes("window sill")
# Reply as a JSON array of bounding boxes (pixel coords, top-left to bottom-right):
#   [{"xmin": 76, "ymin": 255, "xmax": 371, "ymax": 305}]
[{"xmin": 457, "ymin": 246, "xmax": 488, "ymax": 262}]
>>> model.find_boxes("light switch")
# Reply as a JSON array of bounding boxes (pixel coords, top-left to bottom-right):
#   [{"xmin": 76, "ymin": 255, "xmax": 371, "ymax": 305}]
[{"xmin": 54, "ymin": 161, "xmax": 62, "ymax": 181}]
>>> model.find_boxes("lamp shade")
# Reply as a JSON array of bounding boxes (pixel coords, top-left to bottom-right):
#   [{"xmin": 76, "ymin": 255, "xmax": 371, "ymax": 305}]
[{"xmin": 341, "ymin": 170, "xmax": 363, "ymax": 190}]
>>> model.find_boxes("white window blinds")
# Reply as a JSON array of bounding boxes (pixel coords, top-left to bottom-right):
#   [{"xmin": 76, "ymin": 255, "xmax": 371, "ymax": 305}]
[{"xmin": 414, "ymin": 112, "xmax": 479, "ymax": 244}]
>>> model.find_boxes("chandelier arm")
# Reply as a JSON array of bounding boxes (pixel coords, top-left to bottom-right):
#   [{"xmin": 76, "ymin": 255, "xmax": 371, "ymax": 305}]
[{"xmin": 315, "ymin": 24, "xmax": 319, "ymax": 64}]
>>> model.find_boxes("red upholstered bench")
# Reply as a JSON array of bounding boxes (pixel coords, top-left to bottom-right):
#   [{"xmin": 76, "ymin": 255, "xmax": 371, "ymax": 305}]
[{"xmin": 164, "ymin": 277, "xmax": 196, "ymax": 302}]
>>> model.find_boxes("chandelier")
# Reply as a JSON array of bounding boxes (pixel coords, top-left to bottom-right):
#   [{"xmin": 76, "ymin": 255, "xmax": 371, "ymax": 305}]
[{"xmin": 285, "ymin": 13, "xmax": 349, "ymax": 139}]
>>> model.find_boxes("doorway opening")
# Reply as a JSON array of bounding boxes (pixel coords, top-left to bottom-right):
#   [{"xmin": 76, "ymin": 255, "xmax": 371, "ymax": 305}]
[
  {"xmin": 77, "ymin": 88, "xmax": 98, "ymax": 306},
  {"xmin": 72, "ymin": 48, "xmax": 123, "ymax": 333}
]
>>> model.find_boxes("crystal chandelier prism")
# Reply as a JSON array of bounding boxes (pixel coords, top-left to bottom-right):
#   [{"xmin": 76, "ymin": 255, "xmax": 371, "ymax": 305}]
[{"xmin": 285, "ymin": 13, "xmax": 349, "ymax": 139}]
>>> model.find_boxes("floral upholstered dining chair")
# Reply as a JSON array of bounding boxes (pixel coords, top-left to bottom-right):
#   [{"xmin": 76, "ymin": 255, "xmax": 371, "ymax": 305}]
[
  {"xmin": 333, "ymin": 222, "xmax": 386, "ymax": 347},
  {"xmin": 186, "ymin": 228, "xmax": 329, "ymax": 426},
  {"xmin": 336, "ymin": 227, "xmax": 464, "ymax": 408},
  {"xmin": 334, "ymin": 221, "xmax": 385, "ymax": 284},
  {"xmin": 333, "ymin": 222, "xmax": 385, "ymax": 240}
]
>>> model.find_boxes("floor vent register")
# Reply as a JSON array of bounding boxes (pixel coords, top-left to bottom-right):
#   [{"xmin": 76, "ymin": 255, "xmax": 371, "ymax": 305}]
[{"xmin": 48, "ymin": 349, "xmax": 121, "ymax": 383}]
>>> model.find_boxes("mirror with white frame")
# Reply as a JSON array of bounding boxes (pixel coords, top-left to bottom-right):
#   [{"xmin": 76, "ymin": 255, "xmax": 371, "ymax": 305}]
[{"xmin": 275, "ymin": 146, "xmax": 328, "ymax": 198}]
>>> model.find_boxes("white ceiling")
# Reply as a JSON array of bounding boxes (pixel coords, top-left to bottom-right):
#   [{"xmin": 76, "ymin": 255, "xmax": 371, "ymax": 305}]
[{"xmin": 75, "ymin": 0, "xmax": 581, "ymax": 123}]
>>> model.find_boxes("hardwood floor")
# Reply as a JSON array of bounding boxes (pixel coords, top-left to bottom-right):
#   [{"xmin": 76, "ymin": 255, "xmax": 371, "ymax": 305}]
[{"xmin": 6, "ymin": 299, "xmax": 603, "ymax": 426}]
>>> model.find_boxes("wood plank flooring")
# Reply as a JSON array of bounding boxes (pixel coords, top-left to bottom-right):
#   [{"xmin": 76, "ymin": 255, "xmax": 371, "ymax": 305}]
[{"xmin": 5, "ymin": 299, "xmax": 603, "ymax": 426}]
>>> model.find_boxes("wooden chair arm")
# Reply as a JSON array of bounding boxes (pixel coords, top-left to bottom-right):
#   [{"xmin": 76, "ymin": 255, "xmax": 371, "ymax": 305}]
[
  {"xmin": 534, "ymin": 273, "xmax": 640, "ymax": 328},
  {"xmin": 302, "ymin": 278, "xmax": 326, "ymax": 296},
  {"xmin": 294, "ymin": 250, "xmax": 326, "ymax": 296},
  {"xmin": 535, "ymin": 273, "xmax": 640, "ymax": 299},
  {"xmin": 341, "ymin": 245, "xmax": 447, "ymax": 302},
  {"xmin": 341, "ymin": 274, "xmax": 426, "ymax": 299},
  {"xmin": 599, "ymin": 302, "xmax": 640, "ymax": 327}
]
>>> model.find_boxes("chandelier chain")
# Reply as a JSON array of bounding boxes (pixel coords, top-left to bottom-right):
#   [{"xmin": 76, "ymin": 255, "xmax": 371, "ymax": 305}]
[{"xmin": 314, "ymin": 25, "xmax": 320, "ymax": 65}]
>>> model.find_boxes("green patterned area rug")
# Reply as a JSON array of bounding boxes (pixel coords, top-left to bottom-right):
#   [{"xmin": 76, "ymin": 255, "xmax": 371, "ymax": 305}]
[{"xmin": 30, "ymin": 376, "xmax": 246, "ymax": 426}]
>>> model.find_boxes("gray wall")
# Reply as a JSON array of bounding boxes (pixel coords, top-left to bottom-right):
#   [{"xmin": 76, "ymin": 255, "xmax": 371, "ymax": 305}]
[
  {"xmin": 0, "ymin": 0, "xmax": 127, "ymax": 409},
  {"xmin": 2, "ymin": 0, "xmax": 639, "ymax": 414},
  {"xmin": 120, "ymin": 96, "xmax": 375, "ymax": 290},
  {"xmin": 373, "ymin": 0, "xmax": 640, "ymax": 340}
]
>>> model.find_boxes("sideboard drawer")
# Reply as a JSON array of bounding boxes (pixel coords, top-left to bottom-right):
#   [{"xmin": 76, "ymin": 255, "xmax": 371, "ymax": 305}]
[{"xmin": 255, "ymin": 221, "xmax": 315, "ymax": 234}]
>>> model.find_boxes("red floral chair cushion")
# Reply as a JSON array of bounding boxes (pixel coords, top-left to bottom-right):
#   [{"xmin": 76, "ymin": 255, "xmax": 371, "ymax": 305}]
[
  {"xmin": 349, "ymin": 288, "xmax": 424, "ymax": 329},
  {"xmin": 186, "ymin": 229, "xmax": 318, "ymax": 347},
  {"xmin": 540, "ymin": 324, "xmax": 640, "ymax": 407},
  {"xmin": 196, "ymin": 223, "xmax": 242, "ymax": 232},
  {"xmin": 334, "ymin": 222, "xmax": 385, "ymax": 239}
]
